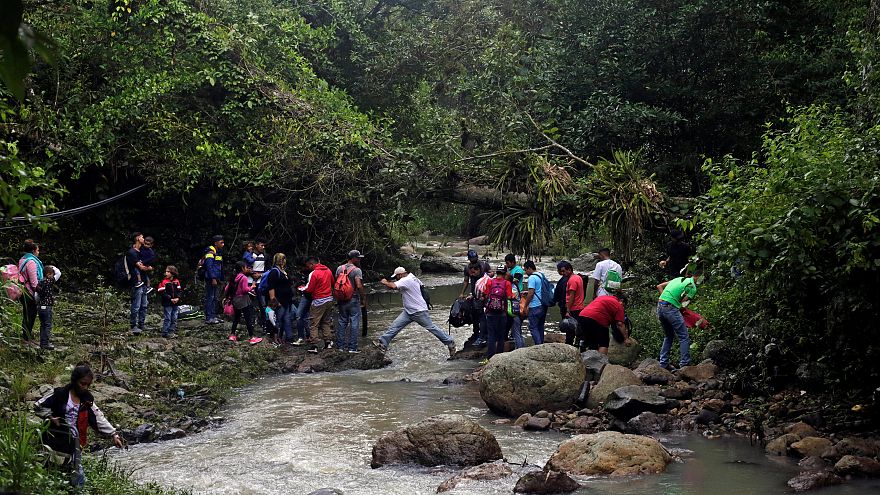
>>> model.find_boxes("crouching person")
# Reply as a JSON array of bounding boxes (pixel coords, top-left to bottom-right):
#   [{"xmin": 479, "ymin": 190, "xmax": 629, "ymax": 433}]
[{"xmin": 34, "ymin": 362, "xmax": 124, "ymax": 487}]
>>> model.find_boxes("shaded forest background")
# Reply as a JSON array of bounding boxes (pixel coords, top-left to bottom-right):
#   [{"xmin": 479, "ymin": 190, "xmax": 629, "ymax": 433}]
[{"xmin": 1, "ymin": 0, "xmax": 879, "ymax": 400}]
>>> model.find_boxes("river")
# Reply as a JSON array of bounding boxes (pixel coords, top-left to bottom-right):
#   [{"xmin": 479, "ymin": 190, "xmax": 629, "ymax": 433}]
[{"xmin": 112, "ymin": 270, "xmax": 880, "ymax": 494}]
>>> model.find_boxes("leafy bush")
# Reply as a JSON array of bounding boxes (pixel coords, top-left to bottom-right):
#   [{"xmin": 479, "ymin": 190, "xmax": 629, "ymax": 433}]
[{"xmin": 692, "ymin": 106, "xmax": 880, "ymax": 396}]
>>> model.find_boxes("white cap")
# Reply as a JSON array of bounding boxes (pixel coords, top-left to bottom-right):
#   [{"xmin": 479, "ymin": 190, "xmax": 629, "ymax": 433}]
[{"xmin": 392, "ymin": 267, "xmax": 407, "ymax": 277}]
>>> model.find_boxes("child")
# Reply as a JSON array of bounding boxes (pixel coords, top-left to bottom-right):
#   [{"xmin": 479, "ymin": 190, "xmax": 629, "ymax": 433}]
[
  {"xmin": 228, "ymin": 261, "xmax": 261, "ymax": 344},
  {"xmin": 157, "ymin": 265, "xmax": 182, "ymax": 338},
  {"xmin": 35, "ymin": 265, "xmax": 59, "ymax": 350},
  {"xmin": 138, "ymin": 236, "xmax": 157, "ymax": 292},
  {"xmin": 241, "ymin": 241, "xmax": 255, "ymax": 283}
]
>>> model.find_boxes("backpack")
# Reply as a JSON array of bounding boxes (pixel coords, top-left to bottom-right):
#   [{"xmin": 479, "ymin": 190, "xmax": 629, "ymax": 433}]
[
  {"xmin": 486, "ymin": 278, "xmax": 507, "ymax": 313},
  {"xmin": 605, "ymin": 267, "xmax": 622, "ymax": 292},
  {"xmin": 1, "ymin": 262, "xmax": 25, "ymax": 300},
  {"xmin": 114, "ymin": 254, "xmax": 133, "ymax": 288},
  {"xmin": 195, "ymin": 253, "xmax": 207, "ymax": 281},
  {"xmin": 256, "ymin": 267, "xmax": 279, "ymax": 297},
  {"xmin": 449, "ymin": 298, "xmax": 468, "ymax": 327},
  {"xmin": 537, "ymin": 273, "xmax": 553, "ymax": 307},
  {"xmin": 333, "ymin": 265, "xmax": 355, "ymax": 302},
  {"xmin": 420, "ymin": 284, "xmax": 433, "ymax": 310}
]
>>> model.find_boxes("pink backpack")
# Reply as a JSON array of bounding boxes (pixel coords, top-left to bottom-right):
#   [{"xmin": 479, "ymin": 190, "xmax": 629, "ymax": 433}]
[
  {"xmin": 1, "ymin": 261, "xmax": 25, "ymax": 301},
  {"xmin": 486, "ymin": 278, "xmax": 507, "ymax": 313}
]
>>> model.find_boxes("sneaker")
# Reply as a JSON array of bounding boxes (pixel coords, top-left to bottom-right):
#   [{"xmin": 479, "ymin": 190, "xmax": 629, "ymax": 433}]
[
  {"xmin": 325, "ymin": 341, "xmax": 335, "ymax": 350},
  {"xmin": 162, "ymin": 333, "xmax": 178, "ymax": 339},
  {"xmin": 307, "ymin": 346, "xmax": 319, "ymax": 354},
  {"xmin": 348, "ymin": 349, "xmax": 360, "ymax": 354},
  {"xmin": 228, "ymin": 335, "xmax": 238, "ymax": 342},
  {"xmin": 447, "ymin": 343, "xmax": 456, "ymax": 358},
  {"xmin": 272, "ymin": 342, "xmax": 282, "ymax": 349},
  {"xmin": 372, "ymin": 340, "xmax": 387, "ymax": 352},
  {"xmin": 145, "ymin": 286, "xmax": 154, "ymax": 295},
  {"xmin": 473, "ymin": 339, "xmax": 486, "ymax": 348},
  {"xmin": 40, "ymin": 343, "xmax": 55, "ymax": 351},
  {"xmin": 249, "ymin": 337, "xmax": 263, "ymax": 345},
  {"xmin": 338, "ymin": 347, "xmax": 347, "ymax": 352},
  {"xmin": 661, "ymin": 363, "xmax": 678, "ymax": 372},
  {"xmin": 291, "ymin": 338, "xmax": 305, "ymax": 346},
  {"xmin": 134, "ymin": 281, "xmax": 144, "ymax": 288}
]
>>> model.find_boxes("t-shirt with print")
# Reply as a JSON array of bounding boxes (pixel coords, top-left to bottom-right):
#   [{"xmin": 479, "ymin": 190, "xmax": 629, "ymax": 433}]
[
  {"xmin": 335, "ymin": 263, "xmax": 363, "ymax": 298},
  {"xmin": 396, "ymin": 273, "xmax": 428, "ymax": 314},
  {"xmin": 659, "ymin": 277, "xmax": 697, "ymax": 309},
  {"xmin": 579, "ymin": 295, "xmax": 625, "ymax": 328},
  {"xmin": 526, "ymin": 273, "xmax": 545, "ymax": 309},
  {"xmin": 566, "ymin": 274, "xmax": 585, "ymax": 313},
  {"xmin": 592, "ymin": 259, "xmax": 623, "ymax": 297},
  {"xmin": 464, "ymin": 260, "xmax": 491, "ymax": 296}
]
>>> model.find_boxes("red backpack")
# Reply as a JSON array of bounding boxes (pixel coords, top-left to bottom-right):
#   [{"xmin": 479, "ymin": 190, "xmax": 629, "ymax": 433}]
[
  {"xmin": 333, "ymin": 265, "xmax": 355, "ymax": 302},
  {"xmin": 486, "ymin": 278, "xmax": 507, "ymax": 313}
]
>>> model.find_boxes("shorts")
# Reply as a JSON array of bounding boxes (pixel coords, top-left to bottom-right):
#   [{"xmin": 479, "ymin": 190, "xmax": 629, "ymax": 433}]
[{"xmin": 576, "ymin": 315, "xmax": 610, "ymax": 350}]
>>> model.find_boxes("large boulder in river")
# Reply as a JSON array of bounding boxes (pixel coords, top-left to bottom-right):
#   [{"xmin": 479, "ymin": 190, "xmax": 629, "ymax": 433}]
[
  {"xmin": 603, "ymin": 385, "xmax": 668, "ymax": 420},
  {"xmin": 607, "ymin": 337, "xmax": 641, "ymax": 367},
  {"xmin": 546, "ymin": 431, "xmax": 673, "ymax": 476},
  {"xmin": 370, "ymin": 414, "xmax": 502, "ymax": 468},
  {"xmin": 587, "ymin": 364, "xmax": 642, "ymax": 409},
  {"xmin": 480, "ymin": 344, "xmax": 586, "ymax": 417},
  {"xmin": 419, "ymin": 255, "xmax": 466, "ymax": 274},
  {"xmin": 468, "ymin": 235, "xmax": 491, "ymax": 245}
]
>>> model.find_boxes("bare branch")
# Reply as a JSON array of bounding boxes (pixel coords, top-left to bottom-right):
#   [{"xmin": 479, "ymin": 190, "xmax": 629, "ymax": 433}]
[{"xmin": 526, "ymin": 114, "xmax": 593, "ymax": 168}]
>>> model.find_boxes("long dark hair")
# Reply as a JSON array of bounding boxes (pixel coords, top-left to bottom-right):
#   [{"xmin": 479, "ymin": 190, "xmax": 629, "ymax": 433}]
[{"xmin": 70, "ymin": 361, "xmax": 93, "ymax": 386}]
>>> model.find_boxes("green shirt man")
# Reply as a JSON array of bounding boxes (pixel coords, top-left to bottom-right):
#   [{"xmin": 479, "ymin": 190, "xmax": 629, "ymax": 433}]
[{"xmin": 658, "ymin": 276, "xmax": 698, "ymax": 309}]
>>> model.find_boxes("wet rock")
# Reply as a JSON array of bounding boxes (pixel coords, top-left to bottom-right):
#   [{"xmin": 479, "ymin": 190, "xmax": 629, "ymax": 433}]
[
  {"xmin": 132, "ymin": 423, "xmax": 157, "ymax": 443},
  {"xmin": 546, "ymin": 431, "xmax": 672, "ymax": 476},
  {"xmin": 437, "ymin": 460, "xmax": 512, "ymax": 492},
  {"xmin": 786, "ymin": 469, "xmax": 842, "ymax": 492},
  {"xmin": 587, "ymin": 364, "xmax": 642, "ymax": 409},
  {"xmin": 635, "ymin": 360, "xmax": 675, "ymax": 385},
  {"xmin": 766, "ymin": 433, "xmax": 801, "ymax": 456},
  {"xmin": 678, "ymin": 360, "xmax": 718, "ymax": 382},
  {"xmin": 420, "ymin": 256, "xmax": 465, "ymax": 274},
  {"xmin": 513, "ymin": 470, "xmax": 580, "ymax": 494},
  {"xmin": 785, "ymin": 422, "xmax": 818, "ymax": 439},
  {"xmin": 524, "ymin": 417, "xmax": 552, "ymax": 431},
  {"xmin": 570, "ymin": 253, "xmax": 599, "ymax": 272},
  {"xmin": 581, "ymin": 350, "xmax": 608, "ymax": 382},
  {"xmin": 695, "ymin": 409, "xmax": 721, "ymax": 425},
  {"xmin": 603, "ymin": 385, "xmax": 668, "ymax": 420},
  {"xmin": 468, "ymin": 235, "xmax": 491, "ymax": 245},
  {"xmin": 493, "ymin": 419, "xmax": 512, "ymax": 425},
  {"xmin": 159, "ymin": 428, "xmax": 186, "ymax": 440},
  {"xmin": 701, "ymin": 340, "xmax": 731, "ymax": 366},
  {"xmin": 535, "ymin": 410, "xmax": 550, "ymax": 418},
  {"xmin": 480, "ymin": 344, "xmax": 586, "ymax": 417},
  {"xmin": 660, "ymin": 384, "xmax": 694, "ymax": 400},
  {"xmin": 607, "ymin": 337, "xmax": 641, "ymax": 367},
  {"xmin": 625, "ymin": 412, "xmax": 675, "ymax": 435},
  {"xmin": 371, "ymin": 414, "xmax": 502, "ymax": 468},
  {"xmin": 514, "ymin": 414, "xmax": 531, "ymax": 427},
  {"xmin": 791, "ymin": 437, "xmax": 833, "ymax": 458},
  {"xmin": 822, "ymin": 437, "xmax": 880, "ymax": 460},
  {"xmin": 566, "ymin": 415, "xmax": 601, "ymax": 431},
  {"xmin": 799, "ymin": 457, "xmax": 827, "ymax": 471},
  {"xmin": 307, "ymin": 489, "xmax": 344, "ymax": 495},
  {"xmin": 833, "ymin": 455, "xmax": 880, "ymax": 477}
]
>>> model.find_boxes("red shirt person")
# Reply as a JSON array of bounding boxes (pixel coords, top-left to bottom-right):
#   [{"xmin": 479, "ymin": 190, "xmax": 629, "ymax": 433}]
[{"xmin": 577, "ymin": 295, "xmax": 633, "ymax": 354}]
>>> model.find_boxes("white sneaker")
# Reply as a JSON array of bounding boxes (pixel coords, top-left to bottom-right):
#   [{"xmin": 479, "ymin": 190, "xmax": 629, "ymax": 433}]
[{"xmin": 291, "ymin": 338, "xmax": 305, "ymax": 346}]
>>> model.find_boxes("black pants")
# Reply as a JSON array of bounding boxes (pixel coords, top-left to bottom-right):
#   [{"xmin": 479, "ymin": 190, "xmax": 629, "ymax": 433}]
[
  {"xmin": 231, "ymin": 305, "xmax": 256, "ymax": 337},
  {"xmin": 576, "ymin": 315, "xmax": 610, "ymax": 352},
  {"xmin": 20, "ymin": 292, "xmax": 37, "ymax": 341}
]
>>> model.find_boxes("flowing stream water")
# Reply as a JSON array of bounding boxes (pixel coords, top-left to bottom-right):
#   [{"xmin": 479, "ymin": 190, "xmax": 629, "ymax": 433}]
[{"xmin": 113, "ymin": 269, "xmax": 880, "ymax": 495}]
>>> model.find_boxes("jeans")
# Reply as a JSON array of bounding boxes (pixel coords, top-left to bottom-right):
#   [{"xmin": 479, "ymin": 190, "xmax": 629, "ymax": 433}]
[
  {"xmin": 20, "ymin": 292, "xmax": 37, "ymax": 341},
  {"xmin": 378, "ymin": 310, "xmax": 454, "ymax": 349},
  {"xmin": 295, "ymin": 295, "xmax": 311, "ymax": 339},
  {"xmin": 232, "ymin": 305, "xmax": 255, "ymax": 337},
  {"xmin": 486, "ymin": 313, "xmax": 507, "ymax": 358},
  {"xmin": 72, "ymin": 446, "xmax": 85, "ymax": 487},
  {"xmin": 658, "ymin": 302, "xmax": 691, "ymax": 368},
  {"xmin": 507, "ymin": 314, "xmax": 524, "ymax": 349},
  {"xmin": 276, "ymin": 302, "xmax": 294, "ymax": 342},
  {"xmin": 336, "ymin": 296, "xmax": 361, "ymax": 351},
  {"xmin": 204, "ymin": 282, "xmax": 218, "ymax": 321},
  {"xmin": 527, "ymin": 305, "xmax": 547, "ymax": 345},
  {"xmin": 130, "ymin": 284, "xmax": 148, "ymax": 329},
  {"xmin": 255, "ymin": 294, "xmax": 270, "ymax": 333},
  {"xmin": 162, "ymin": 305, "xmax": 179, "ymax": 335},
  {"xmin": 38, "ymin": 305, "xmax": 52, "ymax": 347}
]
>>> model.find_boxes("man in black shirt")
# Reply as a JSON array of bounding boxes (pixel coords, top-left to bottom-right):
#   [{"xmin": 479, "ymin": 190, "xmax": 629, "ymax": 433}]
[{"xmin": 661, "ymin": 230, "xmax": 694, "ymax": 278}]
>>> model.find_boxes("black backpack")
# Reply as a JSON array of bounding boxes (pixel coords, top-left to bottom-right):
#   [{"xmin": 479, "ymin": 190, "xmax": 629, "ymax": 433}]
[
  {"xmin": 114, "ymin": 254, "xmax": 132, "ymax": 288},
  {"xmin": 420, "ymin": 284, "xmax": 433, "ymax": 310},
  {"xmin": 449, "ymin": 298, "xmax": 468, "ymax": 327}
]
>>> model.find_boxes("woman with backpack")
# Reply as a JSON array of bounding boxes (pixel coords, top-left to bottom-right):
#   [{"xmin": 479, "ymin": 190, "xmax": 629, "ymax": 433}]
[
  {"xmin": 227, "ymin": 261, "xmax": 261, "ymax": 344},
  {"xmin": 482, "ymin": 265, "xmax": 514, "ymax": 362},
  {"xmin": 18, "ymin": 239, "xmax": 44, "ymax": 344},
  {"xmin": 266, "ymin": 253, "xmax": 294, "ymax": 347}
]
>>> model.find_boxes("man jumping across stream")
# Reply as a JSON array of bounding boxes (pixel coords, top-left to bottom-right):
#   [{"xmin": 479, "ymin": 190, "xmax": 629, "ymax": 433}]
[{"xmin": 374, "ymin": 267, "xmax": 456, "ymax": 359}]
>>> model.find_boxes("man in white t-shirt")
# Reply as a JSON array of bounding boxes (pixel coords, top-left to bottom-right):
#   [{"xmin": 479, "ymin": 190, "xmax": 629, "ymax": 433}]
[
  {"xmin": 592, "ymin": 247, "xmax": 623, "ymax": 298},
  {"xmin": 374, "ymin": 267, "xmax": 456, "ymax": 358}
]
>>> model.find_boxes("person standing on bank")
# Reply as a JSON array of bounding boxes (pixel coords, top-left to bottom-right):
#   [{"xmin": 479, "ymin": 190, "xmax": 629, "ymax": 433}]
[
  {"xmin": 577, "ymin": 293, "xmax": 632, "ymax": 354},
  {"xmin": 203, "ymin": 235, "xmax": 225, "ymax": 325},
  {"xmin": 17, "ymin": 239, "xmax": 44, "ymax": 345},
  {"xmin": 125, "ymin": 233, "xmax": 151, "ymax": 334},
  {"xmin": 656, "ymin": 268, "xmax": 702, "ymax": 371},
  {"xmin": 35, "ymin": 265, "xmax": 59, "ymax": 350},
  {"xmin": 523, "ymin": 260, "xmax": 548, "ymax": 345},
  {"xmin": 249, "ymin": 240, "xmax": 269, "ymax": 333},
  {"xmin": 560, "ymin": 261, "xmax": 586, "ymax": 346},
  {"xmin": 483, "ymin": 265, "xmax": 514, "ymax": 361},
  {"xmin": 374, "ymin": 267, "xmax": 456, "ymax": 358},
  {"xmin": 593, "ymin": 247, "xmax": 623, "ymax": 298},
  {"xmin": 335, "ymin": 250, "xmax": 367, "ymax": 353},
  {"xmin": 660, "ymin": 229, "xmax": 694, "ymax": 279},
  {"xmin": 304, "ymin": 256, "xmax": 334, "ymax": 353}
]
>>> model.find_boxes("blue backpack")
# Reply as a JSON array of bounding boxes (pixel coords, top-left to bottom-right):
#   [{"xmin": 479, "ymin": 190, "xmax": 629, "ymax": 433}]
[
  {"xmin": 537, "ymin": 273, "xmax": 554, "ymax": 307},
  {"xmin": 257, "ymin": 267, "xmax": 279, "ymax": 297}
]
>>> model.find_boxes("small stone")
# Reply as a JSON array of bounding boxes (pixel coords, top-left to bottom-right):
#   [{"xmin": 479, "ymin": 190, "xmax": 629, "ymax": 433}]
[
  {"xmin": 524, "ymin": 417, "xmax": 552, "ymax": 431},
  {"xmin": 834, "ymin": 455, "xmax": 880, "ymax": 477},
  {"xmin": 799, "ymin": 457, "xmax": 826, "ymax": 471},
  {"xmin": 785, "ymin": 422, "xmax": 818, "ymax": 439},
  {"xmin": 514, "ymin": 414, "xmax": 532, "ymax": 427},
  {"xmin": 492, "ymin": 419, "xmax": 512, "ymax": 425},
  {"xmin": 695, "ymin": 409, "xmax": 721, "ymax": 425},
  {"xmin": 791, "ymin": 437, "xmax": 833, "ymax": 458},
  {"xmin": 703, "ymin": 399, "xmax": 726, "ymax": 413},
  {"xmin": 535, "ymin": 410, "xmax": 550, "ymax": 418},
  {"xmin": 786, "ymin": 469, "xmax": 842, "ymax": 492},
  {"xmin": 766, "ymin": 433, "xmax": 801, "ymax": 456},
  {"xmin": 513, "ymin": 470, "xmax": 580, "ymax": 494}
]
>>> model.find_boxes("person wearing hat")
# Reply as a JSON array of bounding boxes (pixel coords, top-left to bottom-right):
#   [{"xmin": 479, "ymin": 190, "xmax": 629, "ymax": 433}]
[
  {"xmin": 460, "ymin": 250, "xmax": 491, "ymax": 346},
  {"xmin": 203, "ymin": 235, "xmax": 225, "ymax": 324},
  {"xmin": 335, "ymin": 250, "xmax": 367, "ymax": 353},
  {"xmin": 482, "ymin": 264, "xmax": 514, "ymax": 362},
  {"xmin": 374, "ymin": 267, "xmax": 456, "ymax": 358}
]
